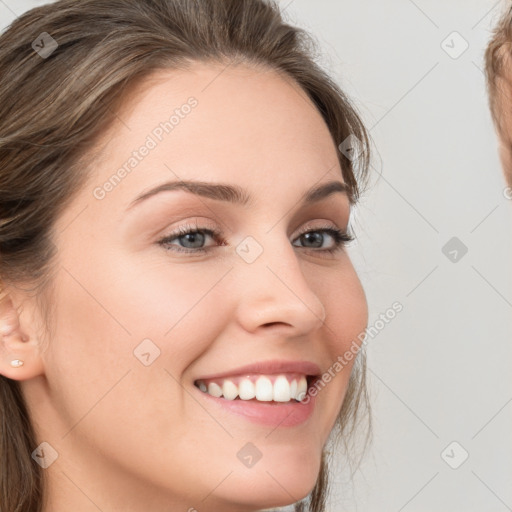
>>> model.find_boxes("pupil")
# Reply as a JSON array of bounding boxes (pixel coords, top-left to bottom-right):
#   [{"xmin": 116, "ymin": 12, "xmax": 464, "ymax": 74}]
[
  {"xmin": 182, "ymin": 232, "xmax": 204, "ymax": 248},
  {"xmin": 304, "ymin": 232, "xmax": 322, "ymax": 248}
]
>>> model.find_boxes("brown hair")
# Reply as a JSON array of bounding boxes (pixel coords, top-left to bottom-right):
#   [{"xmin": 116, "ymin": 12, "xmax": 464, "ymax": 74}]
[
  {"xmin": 0, "ymin": 1, "xmax": 373, "ymax": 510},
  {"xmin": 485, "ymin": 3, "xmax": 512, "ymax": 117},
  {"xmin": 485, "ymin": 3, "xmax": 512, "ymax": 186}
]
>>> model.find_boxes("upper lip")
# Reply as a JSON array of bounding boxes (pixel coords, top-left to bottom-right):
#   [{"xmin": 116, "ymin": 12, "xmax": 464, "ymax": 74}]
[{"xmin": 195, "ymin": 359, "xmax": 322, "ymax": 381}]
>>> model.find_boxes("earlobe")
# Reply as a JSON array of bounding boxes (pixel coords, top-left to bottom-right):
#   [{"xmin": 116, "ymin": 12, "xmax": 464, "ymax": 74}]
[{"xmin": 0, "ymin": 286, "xmax": 45, "ymax": 380}]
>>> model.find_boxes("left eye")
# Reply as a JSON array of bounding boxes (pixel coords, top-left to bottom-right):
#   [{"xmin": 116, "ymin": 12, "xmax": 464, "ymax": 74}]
[
  {"xmin": 292, "ymin": 227, "xmax": 353, "ymax": 252},
  {"xmin": 157, "ymin": 225, "xmax": 354, "ymax": 254}
]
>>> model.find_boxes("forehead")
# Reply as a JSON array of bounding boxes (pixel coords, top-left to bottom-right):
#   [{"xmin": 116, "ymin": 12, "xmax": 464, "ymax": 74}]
[
  {"xmin": 115, "ymin": 62, "xmax": 335, "ymax": 155},
  {"xmin": 71, "ymin": 60, "xmax": 349, "ymax": 229}
]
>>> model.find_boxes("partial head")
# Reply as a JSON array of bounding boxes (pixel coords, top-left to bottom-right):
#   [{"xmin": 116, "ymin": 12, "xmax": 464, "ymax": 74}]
[
  {"xmin": 0, "ymin": 1, "xmax": 372, "ymax": 511},
  {"xmin": 485, "ymin": 4, "xmax": 512, "ymax": 187}
]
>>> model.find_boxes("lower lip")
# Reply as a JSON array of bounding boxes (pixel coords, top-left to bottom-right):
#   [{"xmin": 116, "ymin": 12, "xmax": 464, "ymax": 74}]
[{"xmin": 193, "ymin": 385, "xmax": 317, "ymax": 427}]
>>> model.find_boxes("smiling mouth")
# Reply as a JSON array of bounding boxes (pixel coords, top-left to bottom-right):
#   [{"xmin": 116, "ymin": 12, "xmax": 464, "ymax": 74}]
[{"xmin": 193, "ymin": 373, "xmax": 318, "ymax": 403}]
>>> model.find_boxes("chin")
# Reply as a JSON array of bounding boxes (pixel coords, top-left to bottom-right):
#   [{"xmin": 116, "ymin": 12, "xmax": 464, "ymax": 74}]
[{"xmin": 214, "ymin": 447, "xmax": 322, "ymax": 511}]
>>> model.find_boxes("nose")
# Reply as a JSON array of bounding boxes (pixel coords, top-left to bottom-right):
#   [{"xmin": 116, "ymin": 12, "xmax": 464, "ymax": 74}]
[{"xmin": 233, "ymin": 235, "xmax": 327, "ymax": 336}]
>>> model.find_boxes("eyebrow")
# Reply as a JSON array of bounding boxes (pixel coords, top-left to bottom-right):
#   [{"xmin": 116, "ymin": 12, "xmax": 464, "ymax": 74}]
[{"xmin": 126, "ymin": 178, "xmax": 350, "ymax": 211}]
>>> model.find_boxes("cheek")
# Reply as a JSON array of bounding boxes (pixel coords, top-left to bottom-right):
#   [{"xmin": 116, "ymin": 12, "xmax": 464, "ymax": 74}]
[
  {"xmin": 117, "ymin": 255, "xmax": 234, "ymax": 351},
  {"xmin": 304, "ymin": 261, "xmax": 367, "ymax": 437},
  {"xmin": 321, "ymin": 262, "xmax": 368, "ymax": 350},
  {"xmin": 45, "ymin": 245, "xmax": 229, "ymax": 409},
  {"xmin": 41, "ymin": 251, "xmax": 237, "ymax": 483}
]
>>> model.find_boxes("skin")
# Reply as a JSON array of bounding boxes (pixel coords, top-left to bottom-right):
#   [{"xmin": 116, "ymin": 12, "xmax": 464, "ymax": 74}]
[{"xmin": 0, "ymin": 62, "xmax": 368, "ymax": 512}]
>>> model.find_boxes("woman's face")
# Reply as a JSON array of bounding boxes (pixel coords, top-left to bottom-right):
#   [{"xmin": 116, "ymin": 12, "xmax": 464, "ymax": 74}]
[{"xmin": 27, "ymin": 63, "xmax": 368, "ymax": 511}]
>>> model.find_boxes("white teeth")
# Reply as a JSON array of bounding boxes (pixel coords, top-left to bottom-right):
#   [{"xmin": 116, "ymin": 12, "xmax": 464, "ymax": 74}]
[
  {"xmin": 222, "ymin": 380, "xmax": 238, "ymax": 400},
  {"xmin": 296, "ymin": 376, "xmax": 308, "ymax": 401},
  {"xmin": 207, "ymin": 382, "xmax": 222, "ymax": 398},
  {"xmin": 238, "ymin": 378, "xmax": 256, "ymax": 400},
  {"xmin": 273, "ymin": 375, "xmax": 291, "ymax": 402},
  {"xmin": 290, "ymin": 379, "xmax": 298, "ymax": 399},
  {"xmin": 255, "ymin": 376, "xmax": 273, "ymax": 401},
  {"xmin": 198, "ymin": 374, "xmax": 311, "ymax": 402}
]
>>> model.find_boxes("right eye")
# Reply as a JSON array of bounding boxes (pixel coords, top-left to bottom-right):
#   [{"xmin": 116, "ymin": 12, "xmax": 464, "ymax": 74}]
[{"xmin": 157, "ymin": 224, "xmax": 225, "ymax": 254}]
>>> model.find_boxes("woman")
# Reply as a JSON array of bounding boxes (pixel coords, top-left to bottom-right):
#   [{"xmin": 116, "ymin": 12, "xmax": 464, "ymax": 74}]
[
  {"xmin": 485, "ymin": 4, "xmax": 512, "ymax": 191},
  {"xmin": 0, "ymin": 0, "xmax": 373, "ymax": 510}
]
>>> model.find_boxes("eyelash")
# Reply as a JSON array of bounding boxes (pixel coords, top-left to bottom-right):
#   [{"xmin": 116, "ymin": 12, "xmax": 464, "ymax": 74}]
[{"xmin": 157, "ymin": 222, "xmax": 355, "ymax": 256}]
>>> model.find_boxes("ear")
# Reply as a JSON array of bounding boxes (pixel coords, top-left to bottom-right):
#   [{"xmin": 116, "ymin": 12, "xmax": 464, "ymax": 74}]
[{"xmin": 0, "ymin": 286, "xmax": 45, "ymax": 380}]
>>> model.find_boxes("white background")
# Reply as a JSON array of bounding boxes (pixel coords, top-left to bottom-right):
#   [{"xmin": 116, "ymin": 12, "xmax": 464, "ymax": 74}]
[{"xmin": 2, "ymin": 1, "xmax": 511, "ymax": 511}]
